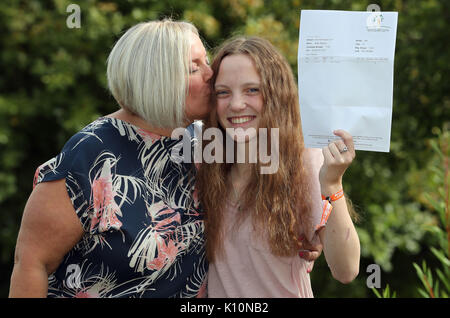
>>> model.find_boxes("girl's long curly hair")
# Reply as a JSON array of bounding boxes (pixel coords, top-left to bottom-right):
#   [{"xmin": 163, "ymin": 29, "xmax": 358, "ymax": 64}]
[{"xmin": 196, "ymin": 36, "xmax": 314, "ymax": 262}]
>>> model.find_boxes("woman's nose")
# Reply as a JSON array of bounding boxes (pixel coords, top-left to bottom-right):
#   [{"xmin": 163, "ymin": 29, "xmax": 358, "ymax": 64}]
[{"xmin": 204, "ymin": 65, "xmax": 213, "ymax": 81}]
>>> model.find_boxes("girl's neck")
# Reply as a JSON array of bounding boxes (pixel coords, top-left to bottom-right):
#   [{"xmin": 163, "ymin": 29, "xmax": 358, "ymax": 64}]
[
  {"xmin": 230, "ymin": 163, "xmax": 252, "ymax": 187},
  {"xmin": 228, "ymin": 163, "xmax": 252, "ymax": 206}
]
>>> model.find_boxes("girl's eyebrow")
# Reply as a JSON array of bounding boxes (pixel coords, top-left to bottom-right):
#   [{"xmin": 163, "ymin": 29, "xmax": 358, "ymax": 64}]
[
  {"xmin": 214, "ymin": 84, "xmax": 228, "ymax": 89},
  {"xmin": 242, "ymin": 82, "xmax": 260, "ymax": 86},
  {"xmin": 215, "ymin": 82, "xmax": 260, "ymax": 88}
]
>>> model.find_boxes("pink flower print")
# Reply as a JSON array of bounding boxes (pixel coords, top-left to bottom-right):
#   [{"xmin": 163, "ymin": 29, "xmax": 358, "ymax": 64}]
[
  {"xmin": 32, "ymin": 165, "xmax": 41, "ymax": 189},
  {"xmin": 148, "ymin": 201, "xmax": 181, "ymax": 231},
  {"xmin": 147, "ymin": 252, "xmax": 166, "ymax": 271},
  {"xmin": 91, "ymin": 159, "xmax": 122, "ymax": 232},
  {"xmin": 164, "ymin": 240, "xmax": 180, "ymax": 264},
  {"xmin": 98, "ymin": 200, "xmax": 123, "ymax": 232},
  {"xmin": 193, "ymin": 187, "xmax": 200, "ymax": 209},
  {"xmin": 33, "ymin": 159, "xmax": 53, "ymax": 189},
  {"xmin": 147, "ymin": 201, "xmax": 173, "ymax": 218},
  {"xmin": 92, "ymin": 176, "xmax": 113, "ymax": 210},
  {"xmin": 75, "ymin": 291, "xmax": 94, "ymax": 298},
  {"xmin": 196, "ymin": 280, "xmax": 207, "ymax": 298},
  {"xmin": 147, "ymin": 237, "xmax": 170, "ymax": 271},
  {"xmin": 153, "ymin": 213, "xmax": 181, "ymax": 232},
  {"xmin": 147, "ymin": 237, "xmax": 181, "ymax": 271}
]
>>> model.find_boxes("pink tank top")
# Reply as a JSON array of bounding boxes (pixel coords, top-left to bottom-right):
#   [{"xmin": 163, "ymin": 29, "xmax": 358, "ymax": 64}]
[{"xmin": 207, "ymin": 148, "xmax": 325, "ymax": 298}]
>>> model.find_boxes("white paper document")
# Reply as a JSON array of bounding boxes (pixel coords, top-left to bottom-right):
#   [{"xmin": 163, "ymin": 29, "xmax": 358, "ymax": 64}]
[{"xmin": 298, "ymin": 10, "xmax": 398, "ymax": 152}]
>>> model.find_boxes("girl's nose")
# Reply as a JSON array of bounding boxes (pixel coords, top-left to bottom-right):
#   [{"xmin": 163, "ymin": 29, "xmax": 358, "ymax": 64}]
[{"xmin": 229, "ymin": 95, "xmax": 246, "ymax": 111}]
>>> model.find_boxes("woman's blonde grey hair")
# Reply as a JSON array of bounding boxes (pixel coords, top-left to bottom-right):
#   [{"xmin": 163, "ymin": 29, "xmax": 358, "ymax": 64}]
[{"xmin": 107, "ymin": 19, "xmax": 199, "ymax": 129}]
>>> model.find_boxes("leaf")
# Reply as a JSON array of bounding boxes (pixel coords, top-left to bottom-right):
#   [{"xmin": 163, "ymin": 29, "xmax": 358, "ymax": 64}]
[
  {"xmin": 383, "ymin": 285, "xmax": 390, "ymax": 298},
  {"xmin": 417, "ymin": 288, "xmax": 430, "ymax": 298},
  {"xmin": 423, "ymin": 193, "xmax": 445, "ymax": 214},
  {"xmin": 430, "ymin": 247, "xmax": 450, "ymax": 267},
  {"xmin": 426, "ymin": 266, "xmax": 434, "ymax": 289},
  {"xmin": 429, "ymin": 139, "xmax": 444, "ymax": 159},
  {"xmin": 435, "ymin": 268, "xmax": 450, "ymax": 293},
  {"xmin": 434, "ymin": 280, "xmax": 440, "ymax": 298},
  {"xmin": 413, "ymin": 262, "xmax": 431, "ymax": 296},
  {"xmin": 372, "ymin": 288, "xmax": 382, "ymax": 298},
  {"xmin": 429, "ymin": 165, "xmax": 444, "ymax": 178}
]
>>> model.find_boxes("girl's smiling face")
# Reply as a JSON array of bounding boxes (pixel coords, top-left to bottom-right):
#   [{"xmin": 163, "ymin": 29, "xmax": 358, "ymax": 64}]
[{"xmin": 214, "ymin": 54, "xmax": 263, "ymax": 142}]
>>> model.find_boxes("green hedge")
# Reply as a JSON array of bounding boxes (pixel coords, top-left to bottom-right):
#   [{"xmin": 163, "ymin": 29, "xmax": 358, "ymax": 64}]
[{"xmin": 1, "ymin": 0, "xmax": 448, "ymax": 297}]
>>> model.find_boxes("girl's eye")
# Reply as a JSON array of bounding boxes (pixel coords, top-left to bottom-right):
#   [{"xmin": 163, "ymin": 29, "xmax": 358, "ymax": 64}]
[
  {"xmin": 248, "ymin": 87, "xmax": 260, "ymax": 93},
  {"xmin": 215, "ymin": 90, "xmax": 228, "ymax": 97}
]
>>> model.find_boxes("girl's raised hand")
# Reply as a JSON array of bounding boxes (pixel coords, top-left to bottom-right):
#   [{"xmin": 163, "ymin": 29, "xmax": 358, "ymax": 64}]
[{"xmin": 318, "ymin": 129, "xmax": 356, "ymax": 194}]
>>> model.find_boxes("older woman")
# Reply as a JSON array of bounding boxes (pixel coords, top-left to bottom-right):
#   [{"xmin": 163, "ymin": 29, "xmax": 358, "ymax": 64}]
[{"xmin": 9, "ymin": 19, "xmax": 212, "ymax": 298}]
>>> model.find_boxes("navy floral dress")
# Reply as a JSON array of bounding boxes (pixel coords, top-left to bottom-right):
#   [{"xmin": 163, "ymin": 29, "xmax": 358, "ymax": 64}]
[{"xmin": 33, "ymin": 117, "xmax": 206, "ymax": 298}]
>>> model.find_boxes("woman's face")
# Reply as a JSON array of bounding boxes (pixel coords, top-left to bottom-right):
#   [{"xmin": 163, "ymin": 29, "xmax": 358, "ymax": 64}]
[
  {"xmin": 214, "ymin": 54, "xmax": 263, "ymax": 142},
  {"xmin": 184, "ymin": 33, "xmax": 213, "ymax": 123}
]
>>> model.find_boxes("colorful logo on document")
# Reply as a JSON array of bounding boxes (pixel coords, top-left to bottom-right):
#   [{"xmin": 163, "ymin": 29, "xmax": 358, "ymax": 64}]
[{"xmin": 366, "ymin": 12, "xmax": 390, "ymax": 31}]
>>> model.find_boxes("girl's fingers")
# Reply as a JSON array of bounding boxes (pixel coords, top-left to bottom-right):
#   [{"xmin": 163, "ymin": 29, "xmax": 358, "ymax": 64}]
[
  {"xmin": 334, "ymin": 139, "xmax": 347, "ymax": 153},
  {"xmin": 333, "ymin": 130, "xmax": 356, "ymax": 158},
  {"xmin": 334, "ymin": 139, "xmax": 354, "ymax": 162},
  {"xmin": 299, "ymin": 250, "xmax": 308, "ymax": 259},
  {"xmin": 321, "ymin": 145, "xmax": 334, "ymax": 164},
  {"xmin": 326, "ymin": 139, "xmax": 352, "ymax": 165},
  {"xmin": 328, "ymin": 141, "xmax": 343, "ymax": 161},
  {"xmin": 299, "ymin": 249, "xmax": 321, "ymax": 262}
]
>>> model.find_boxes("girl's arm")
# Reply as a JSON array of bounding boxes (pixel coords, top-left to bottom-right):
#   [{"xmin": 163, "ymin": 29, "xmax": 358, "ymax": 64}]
[{"xmin": 318, "ymin": 130, "xmax": 360, "ymax": 284}]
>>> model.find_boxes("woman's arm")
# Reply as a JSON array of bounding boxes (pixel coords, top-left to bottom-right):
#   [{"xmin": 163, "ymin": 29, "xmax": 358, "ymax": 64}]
[
  {"xmin": 9, "ymin": 179, "xmax": 84, "ymax": 297},
  {"xmin": 318, "ymin": 130, "xmax": 360, "ymax": 284}
]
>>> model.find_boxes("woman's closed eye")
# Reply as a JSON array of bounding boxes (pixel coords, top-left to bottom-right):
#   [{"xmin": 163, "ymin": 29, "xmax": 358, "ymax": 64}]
[
  {"xmin": 190, "ymin": 57, "xmax": 209, "ymax": 73},
  {"xmin": 189, "ymin": 62, "xmax": 200, "ymax": 73},
  {"xmin": 190, "ymin": 67, "xmax": 199, "ymax": 74}
]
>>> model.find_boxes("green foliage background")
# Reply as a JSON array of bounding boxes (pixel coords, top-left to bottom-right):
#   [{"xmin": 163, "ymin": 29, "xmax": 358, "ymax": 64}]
[{"xmin": 0, "ymin": 0, "xmax": 448, "ymax": 297}]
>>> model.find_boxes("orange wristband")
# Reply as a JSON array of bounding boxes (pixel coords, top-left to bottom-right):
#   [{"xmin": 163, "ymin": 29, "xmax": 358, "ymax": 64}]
[{"xmin": 321, "ymin": 189, "xmax": 344, "ymax": 203}]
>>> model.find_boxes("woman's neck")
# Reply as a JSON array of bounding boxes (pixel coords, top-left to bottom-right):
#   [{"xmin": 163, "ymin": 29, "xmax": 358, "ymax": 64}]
[{"xmin": 106, "ymin": 108, "xmax": 176, "ymax": 137}]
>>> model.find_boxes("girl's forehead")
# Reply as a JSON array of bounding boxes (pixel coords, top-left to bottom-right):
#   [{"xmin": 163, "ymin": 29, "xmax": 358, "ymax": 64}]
[
  {"xmin": 219, "ymin": 54, "xmax": 258, "ymax": 74},
  {"xmin": 214, "ymin": 55, "xmax": 262, "ymax": 89}
]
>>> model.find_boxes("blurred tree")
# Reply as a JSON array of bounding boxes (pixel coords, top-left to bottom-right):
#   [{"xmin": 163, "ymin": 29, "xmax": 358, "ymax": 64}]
[
  {"xmin": 372, "ymin": 125, "xmax": 449, "ymax": 298},
  {"xmin": 0, "ymin": 0, "xmax": 448, "ymax": 297}
]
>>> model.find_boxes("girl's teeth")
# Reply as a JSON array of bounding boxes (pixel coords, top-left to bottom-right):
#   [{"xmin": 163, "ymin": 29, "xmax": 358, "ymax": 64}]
[{"xmin": 230, "ymin": 117, "xmax": 254, "ymax": 124}]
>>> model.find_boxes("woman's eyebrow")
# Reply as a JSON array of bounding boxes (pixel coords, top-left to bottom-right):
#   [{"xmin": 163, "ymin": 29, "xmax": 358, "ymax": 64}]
[{"xmin": 192, "ymin": 51, "xmax": 208, "ymax": 62}]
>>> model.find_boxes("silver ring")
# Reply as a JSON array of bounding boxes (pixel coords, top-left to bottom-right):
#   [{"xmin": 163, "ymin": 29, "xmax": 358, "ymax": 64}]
[{"xmin": 339, "ymin": 146, "xmax": 348, "ymax": 153}]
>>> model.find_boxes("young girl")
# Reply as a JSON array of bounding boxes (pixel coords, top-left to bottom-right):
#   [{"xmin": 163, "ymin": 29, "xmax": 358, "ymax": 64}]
[{"xmin": 196, "ymin": 36, "xmax": 360, "ymax": 297}]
